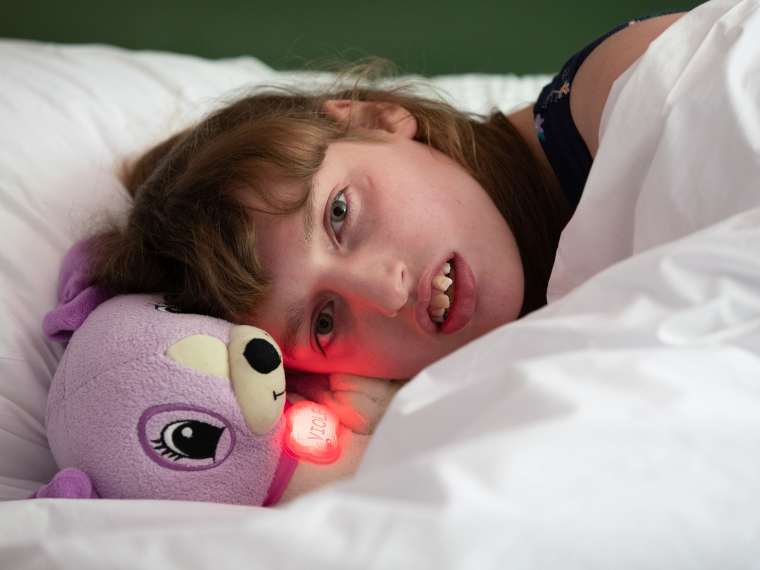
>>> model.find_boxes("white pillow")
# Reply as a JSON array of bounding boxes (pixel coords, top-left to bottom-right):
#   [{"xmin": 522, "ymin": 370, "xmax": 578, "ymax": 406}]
[{"xmin": 0, "ymin": 39, "xmax": 550, "ymax": 499}]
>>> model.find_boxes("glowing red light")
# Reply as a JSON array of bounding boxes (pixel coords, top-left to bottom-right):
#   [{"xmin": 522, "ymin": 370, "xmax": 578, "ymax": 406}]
[{"xmin": 283, "ymin": 401, "xmax": 341, "ymax": 464}]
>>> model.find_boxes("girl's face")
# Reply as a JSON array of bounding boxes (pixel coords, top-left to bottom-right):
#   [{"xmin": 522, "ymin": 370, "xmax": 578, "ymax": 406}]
[{"xmin": 243, "ymin": 130, "xmax": 524, "ymax": 379}]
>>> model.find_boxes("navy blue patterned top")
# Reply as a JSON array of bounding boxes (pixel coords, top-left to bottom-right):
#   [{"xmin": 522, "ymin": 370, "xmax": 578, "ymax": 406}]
[{"xmin": 533, "ymin": 13, "xmax": 682, "ymax": 211}]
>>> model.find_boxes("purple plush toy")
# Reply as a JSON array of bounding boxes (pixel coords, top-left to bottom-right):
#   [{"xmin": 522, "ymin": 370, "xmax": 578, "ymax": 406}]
[{"xmin": 34, "ymin": 240, "xmax": 387, "ymax": 505}]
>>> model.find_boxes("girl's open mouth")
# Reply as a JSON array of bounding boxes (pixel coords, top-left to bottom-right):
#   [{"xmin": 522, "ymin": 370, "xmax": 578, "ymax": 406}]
[{"xmin": 427, "ymin": 255, "xmax": 476, "ymax": 334}]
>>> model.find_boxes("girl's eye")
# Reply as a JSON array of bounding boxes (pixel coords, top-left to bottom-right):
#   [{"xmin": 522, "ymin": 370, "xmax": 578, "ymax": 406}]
[
  {"xmin": 314, "ymin": 302, "xmax": 335, "ymax": 354},
  {"xmin": 329, "ymin": 190, "xmax": 348, "ymax": 236}
]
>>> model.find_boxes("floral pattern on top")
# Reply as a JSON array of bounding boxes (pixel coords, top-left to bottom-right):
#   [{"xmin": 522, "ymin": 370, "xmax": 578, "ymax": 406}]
[
  {"xmin": 534, "ymin": 113, "xmax": 545, "ymax": 141},
  {"xmin": 529, "ymin": 13, "xmax": 673, "ymax": 211}
]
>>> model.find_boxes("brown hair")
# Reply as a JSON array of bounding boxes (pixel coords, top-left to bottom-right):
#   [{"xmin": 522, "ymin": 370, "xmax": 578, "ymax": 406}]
[{"xmin": 90, "ymin": 65, "xmax": 570, "ymax": 320}]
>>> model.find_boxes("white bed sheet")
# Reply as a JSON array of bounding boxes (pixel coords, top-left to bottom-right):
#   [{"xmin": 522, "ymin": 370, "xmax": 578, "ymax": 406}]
[{"xmin": 3, "ymin": 0, "xmax": 760, "ymax": 567}]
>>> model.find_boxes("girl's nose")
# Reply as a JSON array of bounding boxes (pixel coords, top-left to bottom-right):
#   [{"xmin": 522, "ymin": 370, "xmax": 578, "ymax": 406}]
[{"xmin": 339, "ymin": 256, "xmax": 409, "ymax": 317}]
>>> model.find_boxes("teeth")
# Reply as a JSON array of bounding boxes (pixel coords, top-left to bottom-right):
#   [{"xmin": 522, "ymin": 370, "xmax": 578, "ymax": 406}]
[
  {"xmin": 431, "ymin": 294, "xmax": 450, "ymax": 309},
  {"xmin": 446, "ymin": 264, "xmax": 456, "ymax": 304},
  {"xmin": 432, "ymin": 275, "xmax": 453, "ymax": 291},
  {"xmin": 429, "ymin": 259, "xmax": 455, "ymax": 325}
]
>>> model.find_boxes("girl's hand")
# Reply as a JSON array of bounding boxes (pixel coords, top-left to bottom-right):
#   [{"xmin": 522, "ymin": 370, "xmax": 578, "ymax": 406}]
[{"xmin": 287, "ymin": 372, "xmax": 406, "ymax": 435}]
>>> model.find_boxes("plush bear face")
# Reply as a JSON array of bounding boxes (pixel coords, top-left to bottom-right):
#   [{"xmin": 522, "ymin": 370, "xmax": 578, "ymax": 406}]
[{"xmin": 45, "ymin": 294, "xmax": 290, "ymax": 506}]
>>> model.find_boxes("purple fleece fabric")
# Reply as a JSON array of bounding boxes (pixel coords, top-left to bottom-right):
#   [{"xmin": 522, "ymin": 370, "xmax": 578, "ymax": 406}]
[
  {"xmin": 37, "ymin": 240, "xmax": 297, "ymax": 506},
  {"xmin": 42, "ymin": 293, "xmax": 292, "ymax": 505},
  {"xmin": 42, "ymin": 238, "xmax": 114, "ymax": 342},
  {"xmin": 29, "ymin": 468, "xmax": 100, "ymax": 499}
]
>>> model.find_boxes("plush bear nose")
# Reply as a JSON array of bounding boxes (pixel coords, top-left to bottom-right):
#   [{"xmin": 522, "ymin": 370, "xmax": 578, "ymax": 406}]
[{"xmin": 244, "ymin": 338, "xmax": 281, "ymax": 374}]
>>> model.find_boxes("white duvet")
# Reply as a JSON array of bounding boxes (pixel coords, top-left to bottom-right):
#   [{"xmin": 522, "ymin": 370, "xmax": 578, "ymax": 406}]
[{"xmin": 2, "ymin": 0, "xmax": 760, "ymax": 567}]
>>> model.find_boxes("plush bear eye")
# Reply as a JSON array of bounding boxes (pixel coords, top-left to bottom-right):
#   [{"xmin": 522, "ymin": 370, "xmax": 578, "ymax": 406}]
[
  {"xmin": 152, "ymin": 420, "xmax": 225, "ymax": 462},
  {"xmin": 243, "ymin": 337, "xmax": 282, "ymax": 375},
  {"xmin": 139, "ymin": 404, "xmax": 235, "ymax": 471}
]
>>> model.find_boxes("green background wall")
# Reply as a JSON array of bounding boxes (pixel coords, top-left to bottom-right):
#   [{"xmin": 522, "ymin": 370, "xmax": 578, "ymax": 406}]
[{"xmin": 0, "ymin": 0, "xmax": 703, "ymax": 75}]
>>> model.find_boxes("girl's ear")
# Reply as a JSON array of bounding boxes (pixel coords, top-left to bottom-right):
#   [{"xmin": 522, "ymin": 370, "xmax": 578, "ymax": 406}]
[{"xmin": 322, "ymin": 100, "xmax": 418, "ymax": 140}]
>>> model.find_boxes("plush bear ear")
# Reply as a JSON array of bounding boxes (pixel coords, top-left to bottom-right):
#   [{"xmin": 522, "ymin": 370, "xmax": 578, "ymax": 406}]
[
  {"xmin": 29, "ymin": 468, "xmax": 100, "ymax": 499},
  {"xmin": 42, "ymin": 238, "xmax": 114, "ymax": 342}
]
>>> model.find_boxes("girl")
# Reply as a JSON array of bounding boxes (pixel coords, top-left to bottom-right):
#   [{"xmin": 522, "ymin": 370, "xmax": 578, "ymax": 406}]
[{"xmin": 87, "ymin": 12, "xmax": 686, "ymax": 380}]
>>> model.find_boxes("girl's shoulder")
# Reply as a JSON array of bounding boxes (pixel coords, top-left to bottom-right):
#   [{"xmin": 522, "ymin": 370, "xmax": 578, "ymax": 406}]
[{"xmin": 570, "ymin": 12, "xmax": 687, "ymax": 158}]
